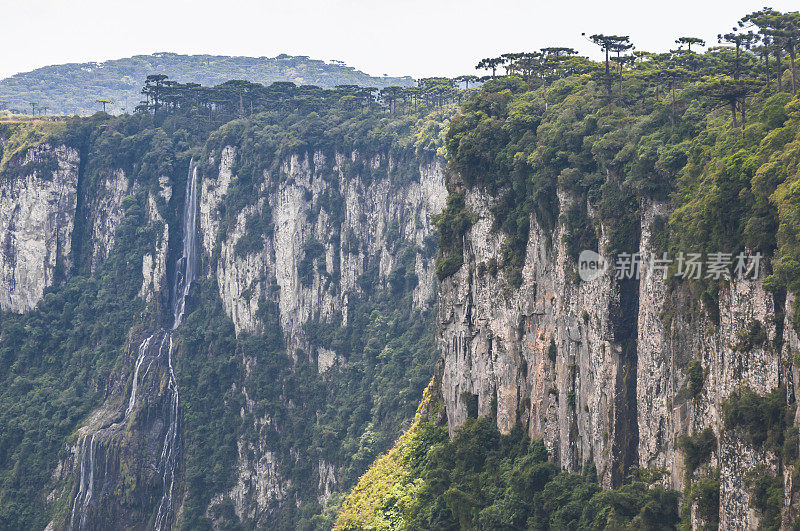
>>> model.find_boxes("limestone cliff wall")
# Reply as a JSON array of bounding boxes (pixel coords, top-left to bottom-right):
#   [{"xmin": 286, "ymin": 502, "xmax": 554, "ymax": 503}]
[
  {"xmin": 198, "ymin": 147, "xmax": 447, "ymax": 519},
  {"xmin": 0, "ymin": 143, "xmax": 162, "ymax": 313},
  {"xmin": 200, "ymin": 148, "xmax": 445, "ymax": 350},
  {"xmin": 1, "ymin": 124, "xmax": 446, "ymax": 527},
  {"xmin": 0, "ymin": 144, "xmax": 79, "ymax": 312},
  {"xmin": 437, "ymin": 185, "xmax": 796, "ymax": 526},
  {"xmin": 86, "ymin": 168, "xmax": 130, "ymax": 272}
]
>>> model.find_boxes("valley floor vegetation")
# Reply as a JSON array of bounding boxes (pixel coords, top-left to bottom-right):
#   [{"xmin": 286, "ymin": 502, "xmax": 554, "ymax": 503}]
[{"xmin": 336, "ymin": 386, "xmax": 680, "ymax": 530}]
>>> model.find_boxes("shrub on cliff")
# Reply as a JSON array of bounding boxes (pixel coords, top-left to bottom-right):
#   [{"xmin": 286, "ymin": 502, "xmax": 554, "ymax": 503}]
[{"xmin": 434, "ymin": 191, "xmax": 474, "ymax": 281}]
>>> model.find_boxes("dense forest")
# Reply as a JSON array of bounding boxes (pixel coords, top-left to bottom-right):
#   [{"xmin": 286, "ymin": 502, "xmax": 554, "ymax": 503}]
[
  {"xmin": 337, "ymin": 383, "xmax": 681, "ymax": 529},
  {"xmin": 441, "ymin": 8, "xmax": 800, "ymax": 324}
]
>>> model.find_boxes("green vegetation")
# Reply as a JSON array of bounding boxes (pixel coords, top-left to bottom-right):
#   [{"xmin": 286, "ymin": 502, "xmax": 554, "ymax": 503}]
[
  {"xmin": 686, "ymin": 360, "xmax": 705, "ymax": 398},
  {"xmin": 722, "ymin": 386, "xmax": 790, "ymax": 452},
  {"xmin": 345, "ymin": 9, "xmax": 800, "ymax": 530},
  {"xmin": 338, "ymin": 415, "xmax": 680, "ymax": 529},
  {"xmin": 299, "ymin": 238, "xmax": 326, "ymax": 287},
  {"xmin": 563, "ymin": 201, "xmax": 599, "ymax": 261},
  {"xmin": 0, "ymin": 191, "xmax": 160, "ymax": 528},
  {"xmin": 179, "ymin": 81, "xmax": 457, "ymax": 251},
  {"xmin": 0, "ymin": 120, "xmax": 67, "ymax": 171},
  {"xmin": 433, "ymin": 191, "xmax": 474, "ymax": 281},
  {"xmin": 174, "ymin": 278, "xmax": 244, "ymax": 527},
  {"xmin": 234, "ymin": 208, "xmax": 273, "ymax": 257},
  {"xmin": 746, "ymin": 466, "xmax": 784, "ymax": 530},
  {"xmin": 678, "ymin": 428, "xmax": 716, "ymax": 478},
  {"xmin": 334, "ymin": 378, "xmax": 446, "ymax": 529},
  {"xmin": 0, "ymin": 103, "xmax": 206, "ymax": 527},
  {"xmin": 445, "ymin": 9, "xmax": 800, "ymax": 325},
  {"xmin": 171, "ymin": 83, "xmax": 447, "ymax": 527},
  {"xmin": 0, "ymin": 53, "xmax": 414, "ymax": 115},
  {"xmin": 688, "ymin": 469, "xmax": 720, "ymax": 528},
  {"xmin": 301, "ymin": 242, "xmax": 438, "ymax": 485},
  {"xmin": 731, "ymin": 320, "xmax": 768, "ymax": 352},
  {"xmin": 721, "ymin": 386, "xmax": 798, "ymax": 528}
]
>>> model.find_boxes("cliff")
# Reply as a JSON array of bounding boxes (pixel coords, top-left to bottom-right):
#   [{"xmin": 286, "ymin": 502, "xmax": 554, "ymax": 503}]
[
  {"xmin": 342, "ymin": 76, "xmax": 800, "ymax": 529},
  {"xmin": 436, "ymin": 188, "xmax": 793, "ymax": 527},
  {"xmin": 194, "ymin": 144, "xmax": 446, "ymax": 524},
  {"xmin": 0, "ymin": 142, "xmax": 79, "ymax": 312},
  {"xmin": 0, "ymin": 95, "xmax": 450, "ymax": 529}
]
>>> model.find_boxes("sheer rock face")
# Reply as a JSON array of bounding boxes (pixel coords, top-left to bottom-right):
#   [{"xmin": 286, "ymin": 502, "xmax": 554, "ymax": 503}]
[
  {"xmin": 138, "ymin": 176, "xmax": 172, "ymax": 305},
  {"xmin": 198, "ymin": 147, "xmax": 446, "ymax": 519},
  {"xmin": 0, "ymin": 144, "xmax": 79, "ymax": 312},
  {"xmin": 87, "ymin": 168, "xmax": 130, "ymax": 272},
  {"xmin": 0, "ymin": 144, "xmax": 155, "ymax": 312},
  {"xmin": 200, "ymin": 148, "xmax": 446, "ymax": 349},
  {"xmin": 436, "ymin": 184, "xmax": 794, "ymax": 523},
  {"xmin": 438, "ymin": 188, "xmax": 621, "ymax": 485}
]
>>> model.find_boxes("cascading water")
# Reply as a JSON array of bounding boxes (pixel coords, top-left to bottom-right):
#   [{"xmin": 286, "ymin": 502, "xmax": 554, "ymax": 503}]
[
  {"xmin": 172, "ymin": 158, "xmax": 199, "ymax": 330},
  {"xmin": 153, "ymin": 333, "xmax": 179, "ymax": 530},
  {"xmin": 69, "ymin": 162, "xmax": 199, "ymax": 530},
  {"xmin": 126, "ymin": 334, "xmax": 154, "ymax": 416},
  {"xmin": 154, "ymin": 161, "xmax": 199, "ymax": 529},
  {"xmin": 69, "ymin": 433, "xmax": 96, "ymax": 530}
]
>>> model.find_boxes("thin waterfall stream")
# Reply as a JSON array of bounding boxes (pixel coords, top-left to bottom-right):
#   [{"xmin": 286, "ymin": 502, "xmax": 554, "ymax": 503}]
[
  {"xmin": 154, "ymin": 159, "xmax": 199, "ymax": 529},
  {"xmin": 69, "ymin": 162, "xmax": 199, "ymax": 530}
]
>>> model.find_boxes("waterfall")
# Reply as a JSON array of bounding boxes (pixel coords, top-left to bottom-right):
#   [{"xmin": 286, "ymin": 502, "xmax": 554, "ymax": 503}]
[
  {"xmin": 173, "ymin": 160, "xmax": 199, "ymax": 329},
  {"xmin": 69, "ymin": 433, "xmax": 96, "ymax": 530},
  {"xmin": 154, "ymin": 161, "xmax": 198, "ymax": 529},
  {"xmin": 153, "ymin": 334, "xmax": 179, "ymax": 530},
  {"xmin": 69, "ymin": 161, "xmax": 199, "ymax": 530},
  {"xmin": 126, "ymin": 333, "xmax": 154, "ymax": 416}
]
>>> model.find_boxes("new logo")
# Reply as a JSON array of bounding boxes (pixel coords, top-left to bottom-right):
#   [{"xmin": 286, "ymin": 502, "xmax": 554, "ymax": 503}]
[{"xmin": 578, "ymin": 250, "xmax": 607, "ymax": 282}]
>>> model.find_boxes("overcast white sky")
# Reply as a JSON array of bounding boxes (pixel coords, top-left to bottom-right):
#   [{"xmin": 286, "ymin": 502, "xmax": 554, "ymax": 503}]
[{"xmin": 2, "ymin": 0, "xmax": 799, "ymax": 80}]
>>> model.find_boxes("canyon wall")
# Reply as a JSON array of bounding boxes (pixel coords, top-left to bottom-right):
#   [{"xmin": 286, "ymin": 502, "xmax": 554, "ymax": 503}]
[
  {"xmin": 0, "ymin": 135, "xmax": 447, "ymax": 528},
  {"xmin": 0, "ymin": 143, "xmax": 79, "ymax": 312},
  {"xmin": 197, "ymin": 146, "xmax": 446, "ymax": 521},
  {"xmin": 437, "ymin": 184, "xmax": 797, "ymax": 528}
]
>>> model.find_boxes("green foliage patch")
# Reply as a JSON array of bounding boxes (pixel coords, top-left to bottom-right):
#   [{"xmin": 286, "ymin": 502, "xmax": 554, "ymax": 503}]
[
  {"xmin": 339, "ymin": 416, "xmax": 680, "ymax": 530},
  {"xmin": 433, "ymin": 191, "xmax": 474, "ymax": 281},
  {"xmin": 444, "ymin": 45, "xmax": 800, "ymax": 323},
  {"xmin": 678, "ymin": 427, "xmax": 716, "ymax": 478}
]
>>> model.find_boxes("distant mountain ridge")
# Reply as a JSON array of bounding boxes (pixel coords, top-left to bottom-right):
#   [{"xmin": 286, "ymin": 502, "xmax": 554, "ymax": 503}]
[{"xmin": 0, "ymin": 52, "xmax": 416, "ymax": 115}]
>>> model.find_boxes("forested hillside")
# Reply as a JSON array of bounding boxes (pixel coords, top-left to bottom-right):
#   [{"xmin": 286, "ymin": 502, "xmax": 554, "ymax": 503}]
[{"xmin": 0, "ymin": 53, "xmax": 414, "ymax": 116}]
